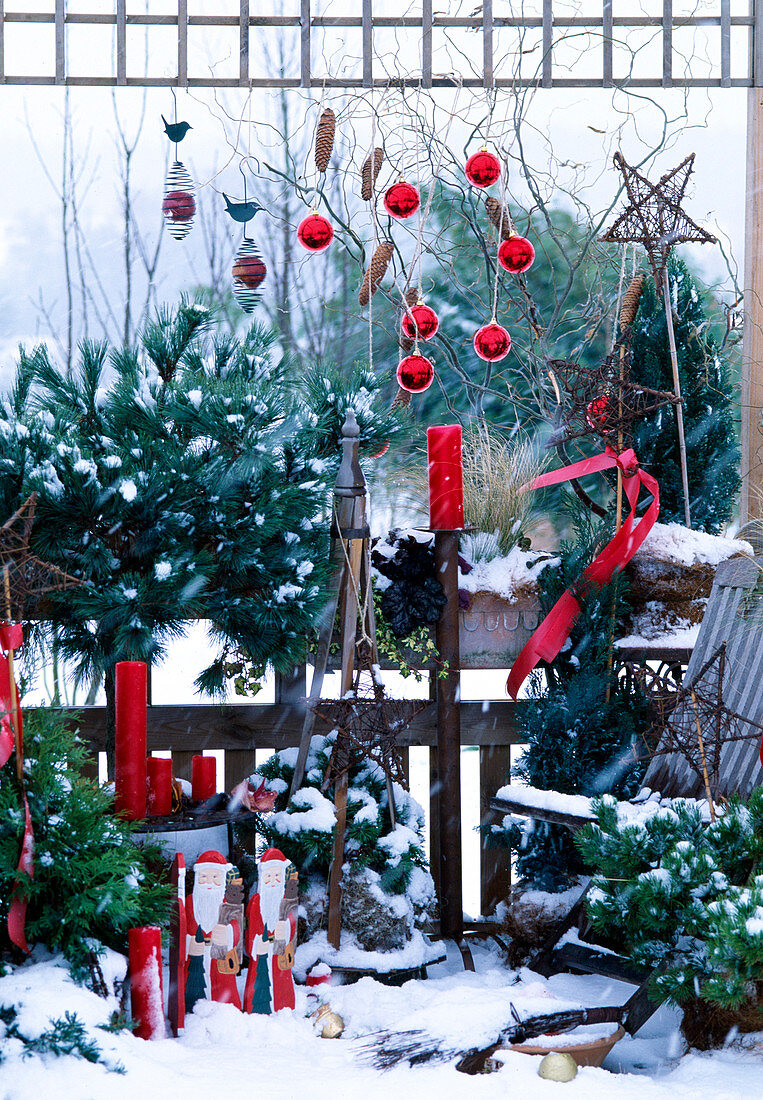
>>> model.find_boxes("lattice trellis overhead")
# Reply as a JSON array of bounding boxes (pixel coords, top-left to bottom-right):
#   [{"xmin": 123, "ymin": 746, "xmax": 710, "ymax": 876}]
[{"xmin": 0, "ymin": 0, "xmax": 755, "ymax": 89}]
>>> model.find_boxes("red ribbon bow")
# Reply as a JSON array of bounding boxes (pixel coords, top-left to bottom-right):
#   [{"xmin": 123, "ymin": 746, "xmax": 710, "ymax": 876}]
[{"xmin": 506, "ymin": 446, "xmax": 659, "ymax": 700}]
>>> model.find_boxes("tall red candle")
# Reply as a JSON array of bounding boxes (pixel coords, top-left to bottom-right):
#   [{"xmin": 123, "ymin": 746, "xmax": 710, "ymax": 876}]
[
  {"xmin": 114, "ymin": 661, "xmax": 147, "ymax": 820},
  {"xmin": 128, "ymin": 926, "xmax": 164, "ymax": 1040},
  {"xmin": 427, "ymin": 425, "xmax": 464, "ymax": 530},
  {"xmin": 192, "ymin": 754, "xmax": 216, "ymax": 801},
  {"xmin": 147, "ymin": 756, "xmax": 172, "ymax": 816}
]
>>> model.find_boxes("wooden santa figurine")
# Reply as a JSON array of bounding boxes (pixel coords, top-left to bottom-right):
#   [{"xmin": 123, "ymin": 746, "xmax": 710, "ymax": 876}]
[
  {"xmin": 185, "ymin": 850, "xmax": 243, "ymax": 1011},
  {"xmin": 244, "ymin": 848, "xmax": 298, "ymax": 1013}
]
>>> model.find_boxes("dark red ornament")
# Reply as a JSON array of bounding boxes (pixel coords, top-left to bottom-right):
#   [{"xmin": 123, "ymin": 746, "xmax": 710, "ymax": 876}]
[
  {"xmin": 473, "ymin": 323, "xmax": 511, "ymax": 362},
  {"xmin": 465, "ymin": 149, "xmax": 501, "ymax": 188},
  {"xmin": 384, "ymin": 180, "xmax": 420, "ymax": 219},
  {"xmin": 498, "ymin": 235, "xmax": 535, "ymax": 274},
  {"xmin": 371, "ymin": 441, "xmax": 391, "ymax": 459},
  {"xmin": 162, "ymin": 190, "xmax": 196, "ymax": 222},
  {"xmin": 586, "ymin": 394, "xmax": 615, "ymax": 433},
  {"xmin": 297, "ymin": 212, "xmax": 334, "ymax": 252},
  {"xmin": 396, "ymin": 353, "xmax": 434, "ymax": 393},
  {"xmin": 232, "ymin": 251, "xmax": 267, "ymax": 289},
  {"xmin": 401, "ymin": 302, "xmax": 439, "ymax": 341}
]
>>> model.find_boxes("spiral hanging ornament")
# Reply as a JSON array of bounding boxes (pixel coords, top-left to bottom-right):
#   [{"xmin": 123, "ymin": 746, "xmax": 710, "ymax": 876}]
[
  {"xmin": 473, "ymin": 322, "xmax": 511, "ymax": 362},
  {"xmin": 297, "ymin": 211, "xmax": 334, "ymax": 252},
  {"xmin": 232, "ymin": 239, "xmax": 267, "ymax": 312},
  {"xmin": 163, "ymin": 161, "xmax": 196, "ymax": 241},
  {"xmin": 401, "ymin": 301, "xmax": 439, "ymax": 341},
  {"xmin": 384, "ymin": 180, "xmax": 420, "ymax": 219},
  {"xmin": 465, "ymin": 148, "xmax": 501, "ymax": 188},
  {"xmin": 396, "ymin": 352, "xmax": 434, "ymax": 393},
  {"xmin": 361, "ymin": 147, "xmax": 384, "ymax": 201},
  {"xmin": 498, "ymin": 235, "xmax": 535, "ymax": 274},
  {"xmin": 315, "ymin": 108, "xmax": 336, "ymax": 173}
]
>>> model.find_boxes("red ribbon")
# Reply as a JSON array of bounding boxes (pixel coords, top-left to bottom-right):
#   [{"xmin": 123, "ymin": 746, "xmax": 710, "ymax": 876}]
[
  {"xmin": 506, "ymin": 446, "xmax": 659, "ymax": 700},
  {"xmin": 0, "ymin": 622, "xmax": 33, "ymax": 953},
  {"xmin": 8, "ymin": 793, "xmax": 34, "ymax": 953}
]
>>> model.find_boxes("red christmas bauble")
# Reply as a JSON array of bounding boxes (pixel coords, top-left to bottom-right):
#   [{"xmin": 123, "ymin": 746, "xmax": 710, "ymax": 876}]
[
  {"xmin": 396, "ymin": 353, "xmax": 434, "ymax": 393},
  {"xmin": 232, "ymin": 252, "xmax": 267, "ymax": 289},
  {"xmin": 384, "ymin": 180, "xmax": 420, "ymax": 219},
  {"xmin": 465, "ymin": 149, "xmax": 501, "ymax": 188},
  {"xmin": 297, "ymin": 212, "xmax": 334, "ymax": 252},
  {"xmin": 401, "ymin": 303, "xmax": 439, "ymax": 341},
  {"xmin": 586, "ymin": 394, "xmax": 614, "ymax": 433},
  {"xmin": 498, "ymin": 235, "xmax": 535, "ymax": 274},
  {"xmin": 371, "ymin": 441, "xmax": 391, "ymax": 459},
  {"xmin": 162, "ymin": 190, "xmax": 196, "ymax": 221},
  {"xmin": 473, "ymin": 323, "xmax": 511, "ymax": 362}
]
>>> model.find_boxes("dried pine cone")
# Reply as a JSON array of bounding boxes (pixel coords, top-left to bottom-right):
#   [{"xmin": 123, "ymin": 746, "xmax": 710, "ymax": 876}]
[
  {"xmin": 485, "ymin": 196, "xmax": 513, "ymax": 240},
  {"xmin": 361, "ymin": 147, "xmax": 384, "ymax": 201},
  {"xmin": 358, "ymin": 240, "xmax": 394, "ymax": 306},
  {"xmin": 315, "ymin": 108, "xmax": 336, "ymax": 173},
  {"xmin": 619, "ymin": 273, "xmax": 645, "ymax": 330},
  {"xmin": 390, "ymin": 387, "xmax": 412, "ymax": 410},
  {"xmin": 399, "ymin": 288, "xmax": 418, "ymax": 351}
]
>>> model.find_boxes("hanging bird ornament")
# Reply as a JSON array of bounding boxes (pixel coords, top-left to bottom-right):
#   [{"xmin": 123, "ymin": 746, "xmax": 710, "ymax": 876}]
[
  {"xmin": 161, "ymin": 98, "xmax": 195, "ymax": 241},
  {"xmin": 223, "ymin": 194, "xmax": 263, "ymax": 223},
  {"xmin": 225, "ymin": 162, "xmax": 266, "ymax": 312},
  {"xmin": 162, "ymin": 115, "xmax": 192, "ymax": 144}
]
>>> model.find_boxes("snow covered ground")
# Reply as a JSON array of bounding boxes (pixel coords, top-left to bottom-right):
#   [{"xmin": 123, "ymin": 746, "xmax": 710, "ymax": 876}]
[{"xmin": 1, "ymin": 941, "xmax": 760, "ymax": 1100}]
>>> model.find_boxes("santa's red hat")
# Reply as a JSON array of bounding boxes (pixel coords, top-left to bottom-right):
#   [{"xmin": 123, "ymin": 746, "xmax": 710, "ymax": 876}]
[
  {"xmin": 259, "ymin": 848, "xmax": 287, "ymax": 864},
  {"xmin": 194, "ymin": 850, "xmax": 230, "ymax": 869}
]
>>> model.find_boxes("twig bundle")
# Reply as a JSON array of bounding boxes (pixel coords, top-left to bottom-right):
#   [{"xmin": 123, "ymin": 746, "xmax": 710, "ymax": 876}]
[
  {"xmin": 361, "ymin": 147, "xmax": 385, "ymax": 200},
  {"xmin": 619, "ymin": 273, "xmax": 645, "ymax": 330},
  {"xmin": 315, "ymin": 108, "xmax": 336, "ymax": 173},
  {"xmin": 358, "ymin": 240, "xmax": 394, "ymax": 306},
  {"xmin": 485, "ymin": 196, "xmax": 513, "ymax": 240}
]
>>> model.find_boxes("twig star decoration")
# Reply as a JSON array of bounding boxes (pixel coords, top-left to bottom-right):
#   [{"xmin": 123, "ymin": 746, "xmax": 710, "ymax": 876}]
[
  {"xmin": 0, "ymin": 494, "xmax": 80, "ymax": 619},
  {"xmin": 600, "ymin": 152, "xmax": 716, "ymax": 291}
]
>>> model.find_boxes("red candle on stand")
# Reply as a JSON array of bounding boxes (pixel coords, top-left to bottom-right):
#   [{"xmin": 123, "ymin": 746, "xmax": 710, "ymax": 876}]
[
  {"xmin": 192, "ymin": 754, "xmax": 216, "ymax": 801},
  {"xmin": 427, "ymin": 425, "xmax": 464, "ymax": 530},
  {"xmin": 114, "ymin": 661, "xmax": 147, "ymax": 820},
  {"xmin": 128, "ymin": 926, "xmax": 164, "ymax": 1040},
  {"xmin": 147, "ymin": 756, "xmax": 172, "ymax": 816}
]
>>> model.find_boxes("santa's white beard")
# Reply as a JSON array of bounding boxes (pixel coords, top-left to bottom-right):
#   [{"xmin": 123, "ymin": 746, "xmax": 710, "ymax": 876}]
[
  {"xmin": 259, "ymin": 879, "xmax": 284, "ymax": 931},
  {"xmin": 193, "ymin": 881, "xmax": 225, "ymax": 933}
]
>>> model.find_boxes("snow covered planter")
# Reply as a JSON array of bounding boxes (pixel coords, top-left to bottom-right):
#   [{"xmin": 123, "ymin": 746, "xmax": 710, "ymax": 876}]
[
  {"xmin": 244, "ymin": 734, "xmax": 437, "ymax": 971},
  {"xmin": 575, "ymin": 789, "xmax": 763, "ymax": 1049}
]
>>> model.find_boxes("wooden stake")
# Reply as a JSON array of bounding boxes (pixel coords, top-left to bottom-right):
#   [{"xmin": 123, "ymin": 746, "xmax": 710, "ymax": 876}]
[
  {"xmin": 662, "ymin": 267, "xmax": 692, "ymax": 529},
  {"xmin": 690, "ymin": 688, "xmax": 716, "ymax": 821}
]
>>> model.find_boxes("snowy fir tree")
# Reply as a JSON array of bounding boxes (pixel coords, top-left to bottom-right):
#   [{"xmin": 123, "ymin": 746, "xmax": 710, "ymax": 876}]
[{"xmin": 630, "ymin": 257, "xmax": 739, "ymax": 532}]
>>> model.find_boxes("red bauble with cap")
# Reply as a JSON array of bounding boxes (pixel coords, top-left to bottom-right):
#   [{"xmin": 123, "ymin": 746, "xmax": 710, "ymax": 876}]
[
  {"xmin": 297, "ymin": 212, "xmax": 334, "ymax": 252},
  {"xmin": 384, "ymin": 180, "xmax": 420, "ymax": 219},
  {"xmin": 498, "ymin": 235, "xmax": 535, "ymax": 274},
  {"xmin": 473, "ymin": 322, "xmax": 511, "ymax": 362},
  {"xmin": 401, "ymin": 302, "xmax": 439, "ymax": 341},
  {"xmin": 397, "ymin": 353, "xmax": 434, "ymax": 393},
  {"xmin": 465, "ymin": 149, "xmax": 501, "ymax": 188},
  {"xmin": 586, "ymin": 394, "xmax": 614, "ymax": 433}
]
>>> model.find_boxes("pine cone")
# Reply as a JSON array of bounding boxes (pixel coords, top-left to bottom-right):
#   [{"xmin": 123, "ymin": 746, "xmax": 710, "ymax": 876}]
[
  {"xmin": 405, "ymin": 287, "xmax": 418, "ymax": 308},
  {"xmin": 619, "ymin": 273, "xmax": 645, "ymax": 329},
  {"xmin": 315, "ymin": 108, "xmax": 336, "ymax": 173},
  {"xmin": 359, "ymin": 240, "xmax": 394, "ymax": 306},
  {"xmin": 485, "ymin": 196, "xmax": 513, "ymax": 240},
  {"xmin": 390, "ymin": 387, "xmax": 412, "ymax": 410},
  {"xmin": 399, "ymin": 287, "xmax": 418, "ymax": 351},
  {"xmin": 361, "ymin": 147, "xmax": 384, "ymax": 201}
]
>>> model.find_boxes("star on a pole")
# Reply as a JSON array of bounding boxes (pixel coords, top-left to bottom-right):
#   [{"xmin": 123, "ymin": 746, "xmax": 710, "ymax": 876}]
[
  {"xmin": 600, "ymin": 152, "xmax": 716, "ymax": 291},
  {"xmin": 0, "ymin": 494, "xmax": 80, "ymax": 620}
]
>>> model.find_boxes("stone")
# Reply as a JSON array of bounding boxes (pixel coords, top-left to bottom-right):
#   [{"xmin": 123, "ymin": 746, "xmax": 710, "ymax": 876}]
[{"xmin": 538, "ymin": 1052, "xmax": 578, "ymax": 1081}]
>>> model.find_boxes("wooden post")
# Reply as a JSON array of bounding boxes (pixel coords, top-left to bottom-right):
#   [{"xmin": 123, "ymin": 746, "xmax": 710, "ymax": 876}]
[
  {"xmin": 662, "ymin": 266, "xmax": 691, "ymax": 529},
  {"xmin": 742, "ymin": 77, "xmax": 763, "ymax": 520},
  {"xmin": 434, "ymin": 530, "xmax": 462, "ymax": 940}
]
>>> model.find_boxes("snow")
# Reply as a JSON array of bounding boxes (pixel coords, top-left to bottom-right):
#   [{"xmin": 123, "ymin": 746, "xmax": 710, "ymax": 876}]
[
  {"xmin": 494, "ymin": 785, "xmax": 721, "ymax": 826},
  {"xmin": 458, "ymin": 546, "xmax": 558, "ymax": 602},
  {"xmin": 616, "ymin": 622, "xmax": 701, "ymax": 649},
  {"xmin": 293, "ymin": 928, "xmax": 444, "ymax": 980},
  {"xmin": 636, "ymin": 523, "xmax": 752, "ymax": 567},
  {"xmin": 2, "ymin": 944, "xmax": 762, "ymax": 1100},
  {"xmin": 268, "ymin": 786, "xmax": 337, "ymax": 834},
  {"xmin": 118, "ymin": 479, "xmax": 137, "ymax": 502}
]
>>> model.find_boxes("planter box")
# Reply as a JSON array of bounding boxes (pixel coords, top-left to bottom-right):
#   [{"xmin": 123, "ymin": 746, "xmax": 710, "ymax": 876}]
[{"xmin": 458, "ymin": 591, "xmax": 541, "ymax": 669}]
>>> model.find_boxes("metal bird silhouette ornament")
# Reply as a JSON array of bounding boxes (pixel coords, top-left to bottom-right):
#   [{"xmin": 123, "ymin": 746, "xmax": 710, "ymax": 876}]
[
  {"xmin": 162, "ymin": 115, "xmax": 192, "ymax": 144},
  {"xmin": 222, "ymin": 194, "xmax": 263, "ymax": 224},
  {"xmin": 161, "ymin": 95, "xmax": 196, "ymax": 240}
]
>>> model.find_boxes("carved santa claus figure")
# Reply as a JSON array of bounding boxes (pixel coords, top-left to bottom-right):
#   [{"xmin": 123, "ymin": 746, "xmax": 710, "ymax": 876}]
[
  {"xmin": 243, "ymin": 848, "xmax": 297, "ymax": 1014},
  {"xmin": 185, "ymin": 850, "xmax": 242, "ymax": 1012}
]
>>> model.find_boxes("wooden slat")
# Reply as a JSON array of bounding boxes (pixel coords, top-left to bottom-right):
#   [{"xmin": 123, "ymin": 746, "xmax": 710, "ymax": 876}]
[
  {"xmin": 54, "ymin": 0, "xmax": 65, "ymax": 84},
  {"xmin": 224, "ymin": 747, "xmax": 254, "ymax": 790},
  {"xmin": 720, "ymin": 0, "xmax": 731, "ymax": 88},
  {"xmin": 662, "ymin": 0, "xmax": 673, "ymax": 88},
  {"xmin": 483, "ymin": 0, "xmax": 493, "ymax": 89},
  {"xmin": 542, "ymin": 0, "xmax": 552, "ymax": 88},
  {"xmin": 490, "ymin": 792, "xmax": 594, "ymax": 830},
  {"xmin": 239, "ymin": 0, "xmax": 248, "ymax": 85},
  {"xmin": 553, "ymin": 941, "xmax": 647, "ymax": 984},
  {"xmin": 398, "ymin": 745, "xmax": 410, "ymax": 787},
  {"xmin": 362, "ymin": 0, "xmax": 372, "ymax": 87},
  {"xmin": 428, "ymin": 745, "xmax": 440, "ymax": 896},
  {"xmin": 177, "ymin": 0, "xmax": 187, "ymax": 86},
  {"xmin": 172, "ymin": 749, "xmax": 194, "ymax": 782},
  {"xmin": 275, "ymin": 664, "xmax": 306, "ymax": 705},
  {"xmin": 479, "ymin": 744, "xmax": 510, "ymax": 915},
  {"xmin": 602, "ymin": 0, "xmax": 612, "ymax": 88},
  {"xmin": 0, "ymin": 0, "xmax": 5, "ymax": 84},
  {"xmin": 421, "ymin": 0, "xmax": 432, "ymax": 88},
  {"xmin": 116, "ymin": 0, "xmax": 126, "ymax": 85},
  {"xmin": 300, "ymin": 0, "xmax": 310, "ymax": 88}
]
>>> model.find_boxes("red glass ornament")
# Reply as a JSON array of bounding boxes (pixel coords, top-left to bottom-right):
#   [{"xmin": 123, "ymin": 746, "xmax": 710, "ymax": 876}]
[
  {"xmin": 401, "ymin": 302, "xmax": 439, "ymax": 341},
  {"xmin": 498, "ymin": 235, "xmax": 535, "ymax": 274},
  {"xmin": 162, "ymin": 190, "xmax": 196, "ymax": 222},
  {"xmin": 371, "ymin": 441, "xmax": 391, "ymax": 459},
  {"xmin": 297, "ymin": 212, "xmax": 334, "ymax": 252},
  {"xmin": 586, "ymin": 394, "xmax": 614, "ymax": 433},
  {"xmin": 384, "ymin": 180, "xmax": 420, "ymax": 219},
  {"xmin": 473, "ymin": 323, "xmax": 511, "ymax": 362},
  {"xmin": 465, "ymin": 149, "xmax": 501, "ymax": 188},
  {"xmin": 397, "ymin": 353, "xmax": 434, "ymax": 393}
]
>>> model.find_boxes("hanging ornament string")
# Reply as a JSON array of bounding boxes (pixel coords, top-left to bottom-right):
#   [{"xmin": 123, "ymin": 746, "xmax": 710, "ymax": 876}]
[{"xmin": 610, "ymin": 244, "xmax": 628, "ymax": 354}]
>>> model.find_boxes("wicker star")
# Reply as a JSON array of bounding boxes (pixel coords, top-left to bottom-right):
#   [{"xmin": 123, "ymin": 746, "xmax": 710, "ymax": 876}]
[
  {"xmin": 0, "ymin": 494, "xmax": 80, "ymax": 620},
  {"xmin": 600, "ymin": 153, "xmax": 716, "ymax": 291}
]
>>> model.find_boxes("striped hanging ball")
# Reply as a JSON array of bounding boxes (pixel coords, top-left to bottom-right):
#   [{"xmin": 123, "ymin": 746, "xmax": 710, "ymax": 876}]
[
  {"xmin": 232, "ymin": 239, "xmax": 267, "ymax": 312},
  {"xmin": 163, "ymin": 161, "xmax": 196, "ymax": 241}
]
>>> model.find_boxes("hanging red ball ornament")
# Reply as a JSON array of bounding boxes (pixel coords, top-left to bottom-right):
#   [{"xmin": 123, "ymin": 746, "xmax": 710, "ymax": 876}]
[
  {"xmin": 297, "ymin": 212, "xmax": 334, "ymax": 252},
  {"xmin": 473, "ymin": 323, "xmax": 511, "ymax": 362},
  {"xmin": 401, "ymin": 302, "xmax": 439, "ymax": 341},
  {"xmin": 465, "ymin": 149, "xmax": 501, "ymax": 188},
  {"xmin": 586, "ymin": 394, "xmax": 615, "ymax": 433},
  {"xmin": 384, "ymin": 180, "xmax": 420, "ymax": 219},
  {"xmin": 396, "ymin": 353, "xmax": 434, "ymax": 393},
  {"xmin": 498, "ymin": 235, "xmax": 535, "ymax": 274}
]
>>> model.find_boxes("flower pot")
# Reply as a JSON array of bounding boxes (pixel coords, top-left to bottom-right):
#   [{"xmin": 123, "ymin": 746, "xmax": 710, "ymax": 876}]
[
  {"xmin": 458, "ymin": 591, "xmax": 541, "ymax": 669},
  {"xmin": 506, "ymin": 1024, "xmax": 626, "ymax": 1067}
]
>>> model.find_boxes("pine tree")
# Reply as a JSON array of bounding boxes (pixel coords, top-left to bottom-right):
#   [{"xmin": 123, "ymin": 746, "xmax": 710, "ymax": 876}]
[{"xmin": 630, "ymin": 256, "xmax": 739, "ymax": 532}]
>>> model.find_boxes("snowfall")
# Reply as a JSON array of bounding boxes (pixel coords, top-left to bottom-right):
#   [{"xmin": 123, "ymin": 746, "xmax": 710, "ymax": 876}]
[{"xmin": 1, "ymin": 939, "xmax": 761, "ymax": 1100}]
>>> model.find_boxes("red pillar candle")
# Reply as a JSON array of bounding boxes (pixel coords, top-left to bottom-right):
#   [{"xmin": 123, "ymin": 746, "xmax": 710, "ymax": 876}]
[
  {"xmin": 427, "ymin": 425, "xmax": 464, "ymax": 530},
  {"xmin": 128, "ymin": 926, "xmax": 164, "ymax": 1040},
  {"xmin": 114, "ymin": 661, "xmax": 147, "ymax": 820},
  {"xmin": 146, "ymin": 756, "xmax": 172, "ymax": 816},
  {"xmin": 192, "ymin": 754, "xmax": 216, "ymax": 801}
]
